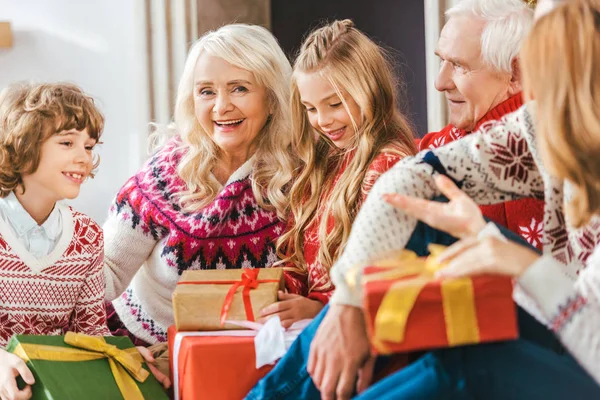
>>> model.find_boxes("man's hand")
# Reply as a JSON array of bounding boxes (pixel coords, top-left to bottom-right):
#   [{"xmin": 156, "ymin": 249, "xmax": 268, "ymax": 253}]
[
  {"xmin": 307, "ymin": 305, "xmax": 372, "ymax": 400},
  {"xmin": 259, "ymin": 291, "xmax": 324, "ymax": 329},
  {"xmin": 383, "ymin": 174, "xmax": 486, "ymax": 239},
  {"xmin": 0, "ymin": 349, "xmax": 34, "ymax": 400}
]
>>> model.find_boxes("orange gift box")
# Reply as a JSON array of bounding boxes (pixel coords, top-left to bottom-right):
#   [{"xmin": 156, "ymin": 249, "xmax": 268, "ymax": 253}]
[
  {"xmin": 362, "ymin": 249, "xmax": 518, "ymax": 355},
  {"xmin": 168, "ymin": 325, "xmax": 273, "ymax": 400}
]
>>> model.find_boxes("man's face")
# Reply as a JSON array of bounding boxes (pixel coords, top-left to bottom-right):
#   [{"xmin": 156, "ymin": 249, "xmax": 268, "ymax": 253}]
[{"xmin": 435, "ymin": 15, "xmax": 520, "ymax": 131}]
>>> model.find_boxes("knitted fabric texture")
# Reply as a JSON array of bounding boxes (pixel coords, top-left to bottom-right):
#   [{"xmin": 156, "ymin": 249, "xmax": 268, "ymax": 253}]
[
  {"xmin": 284, "ymin": 150, "xmax": 406, "ymax": 304},
  {"xmin": 0, "ymin": 205, "xmax": 108, "ymax": 347},
  {"xmin": 419, "ymin": 94, "xmax": 545, "ymax": 250},
  {"xmin": 103, "ymin": 137, "xmax": 285, "ymax": 344}
]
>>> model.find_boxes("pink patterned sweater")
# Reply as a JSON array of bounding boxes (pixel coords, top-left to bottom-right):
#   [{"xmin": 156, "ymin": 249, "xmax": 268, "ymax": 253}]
[
  {"xmin": 103, "ymin": 137, "xmax": 285, "ymax": 344},
  {"xmin": 0, "ymin": 203, "xmax": 108, "ymax": 347},
  {"xmin": 328, "ymin": 103, "xmax": 600, "ymax": 384}
]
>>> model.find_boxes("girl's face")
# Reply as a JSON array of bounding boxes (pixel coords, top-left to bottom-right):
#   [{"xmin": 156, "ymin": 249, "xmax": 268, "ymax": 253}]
[{"xmin": 295, "ymin": 71, "xmax": 362, "ymax": 149}]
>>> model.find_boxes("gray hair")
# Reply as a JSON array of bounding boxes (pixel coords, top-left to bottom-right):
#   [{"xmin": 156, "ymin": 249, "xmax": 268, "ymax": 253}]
[{"xmin": 446, "ymin": 0, "xmax": 534, "ymax": 72}]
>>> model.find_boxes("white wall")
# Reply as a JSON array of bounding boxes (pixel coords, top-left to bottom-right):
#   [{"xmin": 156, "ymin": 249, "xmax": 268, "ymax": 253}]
[{"xmin": 0, "ymin": 0, "xmax": 151, "ymax": 224}]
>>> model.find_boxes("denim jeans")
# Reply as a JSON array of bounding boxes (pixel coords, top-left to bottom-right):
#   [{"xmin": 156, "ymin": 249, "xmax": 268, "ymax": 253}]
[{"xmin": 245, "ymin": 217, "xmax": 599, "ymax": 399}]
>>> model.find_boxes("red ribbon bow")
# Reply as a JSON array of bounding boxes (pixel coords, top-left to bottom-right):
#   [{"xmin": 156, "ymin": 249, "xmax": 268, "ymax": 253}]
[{"xmin": 177, "ymin": 268, "xmax": 279, "ymax": 326}]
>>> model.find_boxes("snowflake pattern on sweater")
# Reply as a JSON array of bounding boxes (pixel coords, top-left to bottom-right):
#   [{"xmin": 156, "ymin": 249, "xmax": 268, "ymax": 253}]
[
  {"xmin": 0, "ymin": 205, "xmax": 108, "ymax": 347},
  {"xmin": 103, "ymin": 137, "xmax": 285, "ymax": 344},
  {"xmin": 418, "ymin": 94, "xmax": 545, "ymax": 250},
  {"xmin": 329, "ymin": 103, "xmax": 598, "ymax": 307},
  {"xmin": 284, "ymin": 150, "xmax": 406, "ymax": 304}
]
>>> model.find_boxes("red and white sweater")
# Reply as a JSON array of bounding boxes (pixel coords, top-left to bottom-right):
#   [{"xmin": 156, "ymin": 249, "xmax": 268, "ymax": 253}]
[
  {"xmin": 284, "ymin": 149, "xmax": 407, "ymax": 304},
  {"xmin": 0, "ymin": 203, "xmax": 109, "ymax": 347},
  {"xmin": 419, "ymin": 94, "xmax": 545, "ymax": 250},
  {"xmin": 329, "ymin": 103, "xmax": 600, "ymax": 384}
]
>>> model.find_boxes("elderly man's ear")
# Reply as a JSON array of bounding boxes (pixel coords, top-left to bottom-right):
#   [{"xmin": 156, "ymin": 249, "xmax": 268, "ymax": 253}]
[{"xmin": 508, "ymin": 57, "xmax": 523, "ymax": 96}]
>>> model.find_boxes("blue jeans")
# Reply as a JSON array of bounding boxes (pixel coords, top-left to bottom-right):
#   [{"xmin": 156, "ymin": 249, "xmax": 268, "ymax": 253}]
[{"xmin": 246, "ymin": 219, "xmax": 599, "ymax": 399}]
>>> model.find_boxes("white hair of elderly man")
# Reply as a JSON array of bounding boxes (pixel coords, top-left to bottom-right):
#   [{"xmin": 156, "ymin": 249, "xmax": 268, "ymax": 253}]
[{"xmin": 446, "ymin": 0, "xmax": 534, "ymax": 73}]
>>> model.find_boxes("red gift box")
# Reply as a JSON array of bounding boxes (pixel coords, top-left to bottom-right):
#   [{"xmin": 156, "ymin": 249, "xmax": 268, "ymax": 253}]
[
  {"xmin": 168, "ymin": 325, "xmax": 273, "ymax": 400},
  {"xmin": 362, "ymin": 255, "xmax": 518, "ymax": 354}
]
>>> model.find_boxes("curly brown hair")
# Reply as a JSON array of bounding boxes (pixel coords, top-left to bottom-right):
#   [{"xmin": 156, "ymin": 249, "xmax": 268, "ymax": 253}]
[{"xmin": 0, "ymin": 82, "xmax": 104, "ymax": 198}]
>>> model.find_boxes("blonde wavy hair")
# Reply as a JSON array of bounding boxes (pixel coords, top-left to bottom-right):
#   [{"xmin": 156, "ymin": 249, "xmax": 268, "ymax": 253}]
[
  {"xmin": 163, "ymin": 24, "xmax": 295, "ymax": 218},
  {"xmin": 521, "ymin": 0, "xmax": 600, "ymax": 227},
  {"xmin": 0, "ymin": 82, "xmax": 104, "ymax": 198},
  {"xmin": 277, "ymin": 19, "xmax": 417, "ymax": 275}
]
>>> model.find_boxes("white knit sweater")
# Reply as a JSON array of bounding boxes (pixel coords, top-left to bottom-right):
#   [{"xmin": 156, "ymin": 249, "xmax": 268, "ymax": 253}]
[{"xmin": 329, "ymin": 103, "xmax": 600, "ymax": 384}]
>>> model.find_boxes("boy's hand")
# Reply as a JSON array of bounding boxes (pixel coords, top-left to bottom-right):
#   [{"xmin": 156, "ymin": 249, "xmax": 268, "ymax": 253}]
[
  {"xmin": 258, "ymin": 291, "xmax": 324, "ymax": 328},
  {"xmin": 0, "ymin": 349, "xmax": 34, "ymax": 400},
  {"xmin": 135, "ymin": 347, "xmax": 171, "ymax": 389}
]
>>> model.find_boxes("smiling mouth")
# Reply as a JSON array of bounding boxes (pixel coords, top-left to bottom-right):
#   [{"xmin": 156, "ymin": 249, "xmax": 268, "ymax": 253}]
[
  {"xmin": 214, "ymin": 118, "xmax": 245, "ymax": 127},
  {"xmin": 63, "ymin": 172, "xmax": 85, "ymax": 184},
  {"xmin": 324, "ymin": 127, "xmax": 346, "ymax": 140}
]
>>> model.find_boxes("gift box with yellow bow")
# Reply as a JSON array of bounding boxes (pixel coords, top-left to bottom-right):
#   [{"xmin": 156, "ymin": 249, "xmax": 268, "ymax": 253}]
[
  {"xmin": 172, "ymin": 267, "xmax": 284, "ymax": 331},
  {"xmin": 5, "ymin": 332, "xmax": 168, "ymax": 400},
  {"xmin": 361, "ymin": 245, "xmax": 518, "ymax": 354}
]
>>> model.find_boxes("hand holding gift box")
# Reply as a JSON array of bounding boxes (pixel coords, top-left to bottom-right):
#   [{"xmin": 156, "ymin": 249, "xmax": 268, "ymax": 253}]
[
  {"xmin": 5, "ymin": 332, "xmax": 168, "ymax": 400},
  {"xmin": 172, "ymin": 267, "xmax": 284, "ymax": 331},
  {"xmin": 361, "ymin": 245, "xmax": 518, "ymax": 354}
]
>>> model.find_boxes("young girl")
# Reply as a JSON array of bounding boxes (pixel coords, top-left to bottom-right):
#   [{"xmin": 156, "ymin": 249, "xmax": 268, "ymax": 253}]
[
  {"xmin": 0, "ymin": 82, "xmax": 108, "ymax": 399},
  {"xmin": 258, "ymin": 20, "xmax": 417, "ymax": 328}
]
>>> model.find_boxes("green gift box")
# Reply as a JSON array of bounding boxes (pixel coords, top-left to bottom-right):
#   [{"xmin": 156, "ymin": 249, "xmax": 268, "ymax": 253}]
[{"xmin": 5, "ymin": 333, "xmax": 169, "ymax": 400}]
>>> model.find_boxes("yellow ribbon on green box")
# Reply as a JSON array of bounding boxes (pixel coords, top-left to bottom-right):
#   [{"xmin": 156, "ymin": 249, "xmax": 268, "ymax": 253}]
[
  {"xmin": 12, "ymin": 332, "xmax": 149, "ymax": 400},
  {"xmin": 363, "ymin": 245, "xmax": 480, "ymax": 352}
]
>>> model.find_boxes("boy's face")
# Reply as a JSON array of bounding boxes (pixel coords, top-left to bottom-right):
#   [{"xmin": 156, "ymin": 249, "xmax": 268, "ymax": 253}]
[{"xmin": 21, "ymin": 129, "xmax": 97, "ymax": 203}]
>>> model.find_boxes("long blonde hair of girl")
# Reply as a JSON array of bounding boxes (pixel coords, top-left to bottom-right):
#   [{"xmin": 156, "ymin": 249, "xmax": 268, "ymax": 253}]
[
  {"xmin": 521, "ymin": 0, "xmax": 600, "ymax": 227},
  {"xmin": 277, "ymin": 19, "xmax": 417, "ymax": 275}
]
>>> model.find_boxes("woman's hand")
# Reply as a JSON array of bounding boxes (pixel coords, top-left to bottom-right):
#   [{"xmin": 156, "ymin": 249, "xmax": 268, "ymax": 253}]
[
  {"xmin": 135, "ymin": 347, "xmax": 171, "ymax": 389},
  {"xmin": 383, "ymin": 174, "xmax": 486, "ymax": 239},
  {"xmin": 436, "ymin": 235, "xmax": 541, "ymax": 279},
  {"xmin": 0, "ymin": 349, "xmax": 34, "ymax": 400},
  {"xmin": 258, "ymin": 291, "xmax": 324, "ymax": 328}
]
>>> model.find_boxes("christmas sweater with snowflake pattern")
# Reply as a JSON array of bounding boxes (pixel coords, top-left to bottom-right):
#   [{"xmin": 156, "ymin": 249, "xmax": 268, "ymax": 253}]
[
  {"xmin": 0, "ymin": 203, "xmax": 109, "ymax": 347},
  {"xmin": 284, "ymin": 149, "xmax": 407, "ymax": 304},
  {"xmin": 419, "ymin": 94, "xmax": 545, "ymax": 250},
  {"xmin": 103, "ymin": 137, "xmax": 286, "ymax": 344},
  {"xmin": 329, "ymin": 102, "xmax": 600, "ymax": 384}
]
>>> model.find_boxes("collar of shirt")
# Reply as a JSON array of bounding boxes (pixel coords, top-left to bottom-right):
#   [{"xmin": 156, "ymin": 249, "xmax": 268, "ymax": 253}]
[{"xmin": 0, "ymin": 191, "xmax": 62, "ymax": 240}]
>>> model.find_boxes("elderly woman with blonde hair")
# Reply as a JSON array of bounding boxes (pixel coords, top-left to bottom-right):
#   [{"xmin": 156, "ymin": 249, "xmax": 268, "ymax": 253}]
[{"xmin": 101, "ymin": 24, "xmax": 295, "ymax": 349}]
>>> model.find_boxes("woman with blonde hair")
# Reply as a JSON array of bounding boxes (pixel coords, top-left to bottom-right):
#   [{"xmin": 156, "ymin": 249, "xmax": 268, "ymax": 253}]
[
  {"xmin": 256, "ymin": 19, "xmax": 417, "ymax": 329},
  {"xmin": 102, "ymin": 23, "xmax": 295, "ymax": 347}
]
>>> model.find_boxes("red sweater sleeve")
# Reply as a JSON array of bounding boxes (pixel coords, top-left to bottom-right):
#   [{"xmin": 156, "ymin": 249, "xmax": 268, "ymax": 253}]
[{"xmin": 418, "ymin": 124, "xmax": 458, "ymax": 151}]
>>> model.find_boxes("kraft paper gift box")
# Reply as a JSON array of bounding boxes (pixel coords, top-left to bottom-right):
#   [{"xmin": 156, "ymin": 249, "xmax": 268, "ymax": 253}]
[
  {"xmin": 6, "ymin": 332, "xmax": 168, "ymax": 400},
  {"xmin": 361, "ymin": 247, "xmax": 518, "ymax": 354},
  {"xmin": 172, "ymin": 267, "xmax": 284, "ymax": 331}
]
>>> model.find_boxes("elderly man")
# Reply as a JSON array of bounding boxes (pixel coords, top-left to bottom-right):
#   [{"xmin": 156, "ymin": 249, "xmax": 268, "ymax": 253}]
[
  {"xmin": 422, "ymin": 0, "xmax": 544, "ymax": 250},
  {"xmin": 246, "ymin": 1, "xmax": 542, "ymax": 399}
]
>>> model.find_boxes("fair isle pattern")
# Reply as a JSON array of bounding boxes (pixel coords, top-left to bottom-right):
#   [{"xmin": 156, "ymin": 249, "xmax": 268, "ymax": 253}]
[
  {"xmin": 519, "ymin": 217, "xmax": 544, "ymax": 249},
  {"xmin": 118, "ymin": 288, "xmax": 167, "ymax": 343},
  {"xmin": 329, "ymin": 103, "xmax": 599, "ymax": 307},
  {"xmin": 285, "ymin": 150, "xmax": 406, "ymax": 304},
  {"xmin": 550, "ymin": 295, "xmax": 587, "ymax": 333},
  {"xmin": 111, "ymin": 138, "xmax": 284, "ymax": 274},
  {"xmin": 105, "ymin": 137, "xmax": 286, "ymax": 343},
  {"xmin": 0, "ymin": 208, "xmax": 108, "ymax": 346}
]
